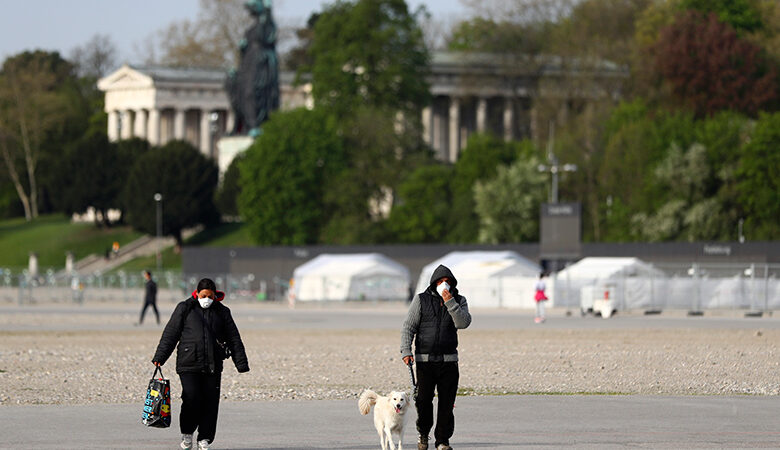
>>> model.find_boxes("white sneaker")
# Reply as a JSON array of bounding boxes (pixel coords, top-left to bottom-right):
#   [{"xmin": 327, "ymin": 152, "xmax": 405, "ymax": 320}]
[
  {"xmin": 180, "ymin": 434, "xmax": 193, "ymax": 449},
  {"xmin": 197, "ymin": 439, "xmax": 210, "ymax": 450}
]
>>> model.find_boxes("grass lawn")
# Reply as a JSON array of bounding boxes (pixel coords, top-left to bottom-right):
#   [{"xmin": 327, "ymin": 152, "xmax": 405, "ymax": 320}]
[{"xmin": 0, "ymin": 214, "xmax": 142, "ymax": 270}]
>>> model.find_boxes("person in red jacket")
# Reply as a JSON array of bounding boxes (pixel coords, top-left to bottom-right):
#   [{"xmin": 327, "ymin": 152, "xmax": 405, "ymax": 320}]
[{"xmin": 152, "ymin": 278, "xmax": 249, "ymax": 450}]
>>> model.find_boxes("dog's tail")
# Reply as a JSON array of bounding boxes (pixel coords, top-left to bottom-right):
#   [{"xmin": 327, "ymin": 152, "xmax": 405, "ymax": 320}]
[{"xmin": 358, "ymin": 389, "xmax": 377, "ymax": 415}]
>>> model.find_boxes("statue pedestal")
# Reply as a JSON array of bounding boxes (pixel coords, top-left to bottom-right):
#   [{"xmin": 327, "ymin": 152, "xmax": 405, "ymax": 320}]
[{"xmin": 216, "ymin": 136, "xmax": 254, "ymax": 178}]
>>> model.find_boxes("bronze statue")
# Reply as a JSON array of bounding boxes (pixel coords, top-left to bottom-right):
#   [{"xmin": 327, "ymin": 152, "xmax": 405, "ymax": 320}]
[{"xmin": 226, "ymin": 0, "xmax": 280, "ymax": 136}]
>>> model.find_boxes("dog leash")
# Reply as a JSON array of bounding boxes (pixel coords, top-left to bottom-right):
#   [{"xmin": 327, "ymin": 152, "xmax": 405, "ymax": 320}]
[{"xmin": 406, "ymin": 360, "xmax": 418, "ymax": 401}]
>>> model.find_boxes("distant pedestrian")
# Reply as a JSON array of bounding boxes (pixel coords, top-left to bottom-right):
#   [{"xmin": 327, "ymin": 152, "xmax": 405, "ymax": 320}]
[
  {"xmin": 152, "ymin": 278, "xmax": 250, "ymax": 450},
  {"xmin": 534, "ymin": 273, "xmax": 548, "ymax": 323},
  {"xmin": 137, "ymin": 270, "xmax": 159, "ymax": 325}
]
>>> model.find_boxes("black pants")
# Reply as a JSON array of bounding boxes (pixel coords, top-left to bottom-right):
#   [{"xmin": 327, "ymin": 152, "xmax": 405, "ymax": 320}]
[
  {"xmin": 139, "ymin": 302, "xmax": 159, "ymax": 324},
  {"xmin": 415, "ymin": 361, "xmax": 459, "ymax": 447},
  {"xmin": 179, "ymin": 372, "xmax": 221, "ymax": 444}
]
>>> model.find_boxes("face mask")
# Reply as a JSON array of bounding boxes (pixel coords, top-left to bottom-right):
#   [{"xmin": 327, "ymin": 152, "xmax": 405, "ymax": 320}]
[
  {"xmin": 436, "ymin": 282, "xmax": 450, "ymax": 297},
  {"xmin": 198, "ymin": 297, "xmax": 214, "ymax": 309}
]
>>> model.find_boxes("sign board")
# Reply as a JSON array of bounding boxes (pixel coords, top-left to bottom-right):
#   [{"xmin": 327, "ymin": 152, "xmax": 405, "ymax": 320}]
[{"xmin": 540, "ymin": 202, "xmax": 581, "ymax": 258}]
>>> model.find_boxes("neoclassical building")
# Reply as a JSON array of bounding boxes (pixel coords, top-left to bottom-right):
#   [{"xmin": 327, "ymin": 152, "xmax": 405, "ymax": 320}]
[{"xmin": 98, "ymin": 52, "xmax": 625, "ymax": 164}]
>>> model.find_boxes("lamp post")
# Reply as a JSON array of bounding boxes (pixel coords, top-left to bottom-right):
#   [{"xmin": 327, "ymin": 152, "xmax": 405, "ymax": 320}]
[
  {"xmin": 536, "ymin": 122, "xmax": 577, "ymax": 203},
  {"xmin": 154, "ymin": 193, "xmax": 163, "ymax": 272}
]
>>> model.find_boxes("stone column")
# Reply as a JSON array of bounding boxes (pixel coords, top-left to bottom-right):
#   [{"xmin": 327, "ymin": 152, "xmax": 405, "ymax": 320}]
[
  {"xmin": 448, "ymin": 97, "xmax": 460, "ymax": 163},
  {"xmin": 107, "ymin": 110, "xmax": 119, "ymax": 142},
  {"xmin": 421, "ymin": 106, "xmax": 432, "ymax": 145},
  {"xmin": 225, "ymin": 110, "xmax": 235, "ymax": 134},
  {"xmin": 200, "ymin": 109, "xmax": 212, "ymax": 157},
  {"xmin": 120, "ymin": 110, "xmax": 133, "ymax": 140},
  {"xmin": 432, "ymin": 105, "xmax": 444, "ymax": 159},
  {"xmin": 134, "ymin": 109, "xmax": 148, "ymax": 140},
  {"xmin": 174, "ymin": 109, "xmax": 186, "ymax": 140},
  {"xmin": 503, "ymin": 97, "xmax": 514, "ymax": 142},
  {"xmin": 530, "ymin": 105, "xmax": 539, "ymax": 143},
  {"xmin": 147, "ymin": 109, "xmax": 161, "ymax": 145},
  {"xmin": 476, "ymin": 97, "xmax": 487, "ymax": 133}
]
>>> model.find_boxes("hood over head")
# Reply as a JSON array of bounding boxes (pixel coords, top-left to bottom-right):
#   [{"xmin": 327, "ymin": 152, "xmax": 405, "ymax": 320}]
[{"xmin": 427, "ymin": 264, "xmax": 458, "ymax": 297}]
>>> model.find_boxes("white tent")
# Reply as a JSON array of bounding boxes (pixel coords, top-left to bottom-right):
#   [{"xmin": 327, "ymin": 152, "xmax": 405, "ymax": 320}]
[
  {"xmin": 554, "ymin": 257, "xmax": 667, "ymax": 315},
  {"xmin": 416, "ymin": 251, "xmax": 542, "ymax": 308},
  {"xmin": 292, "ymin": 253, "xmax": 410, "ymax": 302}
]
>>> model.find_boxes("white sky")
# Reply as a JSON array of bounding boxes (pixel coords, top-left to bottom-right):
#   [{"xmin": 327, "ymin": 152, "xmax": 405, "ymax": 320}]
[{"xmin": 0, "ymin": 0, "xmax": 469, "ymax": 64}]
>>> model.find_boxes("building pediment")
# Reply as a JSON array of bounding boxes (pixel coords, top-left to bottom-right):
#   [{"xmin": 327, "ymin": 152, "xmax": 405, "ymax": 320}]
[{"xmin": 97, "ymin": 64, "xmax": 155, "ymax": 91}]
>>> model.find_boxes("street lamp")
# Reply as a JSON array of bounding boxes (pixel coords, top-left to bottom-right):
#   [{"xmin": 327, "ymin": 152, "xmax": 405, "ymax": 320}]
[
  {"xmin": 537, "ymin": 122, "xmax": 577, "ymax": 203},
  {"xmin": 154, "ymin": 193, "xmax": 163, "ymax": 273}
]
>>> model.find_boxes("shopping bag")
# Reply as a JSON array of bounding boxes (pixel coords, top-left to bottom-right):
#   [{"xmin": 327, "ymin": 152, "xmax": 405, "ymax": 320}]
[{"xmin": 141, "ymin": 365, "xmax": 171, "ymax": 428}]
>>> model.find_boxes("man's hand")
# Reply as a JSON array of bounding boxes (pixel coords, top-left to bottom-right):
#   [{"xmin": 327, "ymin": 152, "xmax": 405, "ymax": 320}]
[
  {"xmin": 403, "ymin": 355, "xmax": 414, "ymax": 366},
  {"xmin": 442, "ymin": 289, "xmax": 453, "ymax": 302}
]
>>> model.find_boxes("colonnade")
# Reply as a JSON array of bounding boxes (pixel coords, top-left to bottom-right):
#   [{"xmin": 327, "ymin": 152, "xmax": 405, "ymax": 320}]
[
  {"xmin": 421, "ymin": 95, "xmax": 535, "ymax": 162},
  {"xmin": 107, "ymin": 107, "xmax": 234, "ymax": 156}
]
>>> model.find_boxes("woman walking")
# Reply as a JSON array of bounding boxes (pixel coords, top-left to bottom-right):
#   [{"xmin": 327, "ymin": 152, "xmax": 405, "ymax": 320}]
[
  {"xmin": 152, "ymin": 278, "xmax": 250, "ymax": 450},
  {"xmin": 534, "ymin": 273, "xmax": 548, "ymax": 323}
]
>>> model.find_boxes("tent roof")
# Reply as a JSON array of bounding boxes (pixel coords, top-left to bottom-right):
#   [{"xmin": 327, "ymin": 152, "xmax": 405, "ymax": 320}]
[
  {"xmin": 293, "ymin": 253, "xmax": 410, "ymax": 279},
  {"xmin": 557, "ymin": 257, "xmax": 662, "ymax": 279},
  {"xmin": 417, "ymin": 251, "xmax": 541, "ymax": 290}
]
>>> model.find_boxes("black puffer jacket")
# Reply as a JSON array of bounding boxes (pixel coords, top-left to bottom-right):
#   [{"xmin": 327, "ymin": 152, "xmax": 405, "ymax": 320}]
[{"xmin": 153, "ymin": 297, "xmax": 249, "ymax": 374}]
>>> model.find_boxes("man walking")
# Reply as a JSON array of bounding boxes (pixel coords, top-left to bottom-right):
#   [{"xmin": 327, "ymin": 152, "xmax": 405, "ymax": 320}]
[
  {"xmin": 401, "ymin": 265, "xmax": 471, "ymax": 450},
  {"xmin": 137, "ymin": 270, "xmax": 159, "ymax": 325}
]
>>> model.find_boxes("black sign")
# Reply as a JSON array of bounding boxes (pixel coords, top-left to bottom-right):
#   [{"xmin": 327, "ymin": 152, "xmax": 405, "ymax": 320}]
[{"xmin": 540, "ymin": 202, "xmax": 581, "ymax": 258}]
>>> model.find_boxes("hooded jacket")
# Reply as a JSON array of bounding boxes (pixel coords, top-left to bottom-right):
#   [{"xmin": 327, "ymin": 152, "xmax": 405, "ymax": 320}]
[
  {"xmin": 400, "ymin": 265, "xmax": 471, "ymax": 362},
  {"xmin": 152, "ymin": 295, "xmax": 250, "ymax": 374}
]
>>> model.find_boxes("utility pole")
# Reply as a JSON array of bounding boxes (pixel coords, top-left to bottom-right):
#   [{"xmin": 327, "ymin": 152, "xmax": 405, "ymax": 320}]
[
  {"xmin": 154, "ymin": 193, "xmax": 163, "ymax": 273},
  {"xmin": 537, "ymin": 121, "xmax": 577, "ymax": 203}
]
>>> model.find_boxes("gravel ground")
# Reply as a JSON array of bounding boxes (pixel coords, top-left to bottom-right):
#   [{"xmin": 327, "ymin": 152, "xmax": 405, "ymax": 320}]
[{"xmin": 1, "ymin": 308, "xmax": 779, "ymax": 405}]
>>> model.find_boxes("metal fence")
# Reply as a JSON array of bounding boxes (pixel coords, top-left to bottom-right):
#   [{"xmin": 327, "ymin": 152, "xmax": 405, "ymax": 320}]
[
  {"xmin": 551, "ymin": 262, "xmax": 780, "ymax": 313},
  {"xmin": 0, "ymin": 268, "xmax": 270, "ymax": 305}
]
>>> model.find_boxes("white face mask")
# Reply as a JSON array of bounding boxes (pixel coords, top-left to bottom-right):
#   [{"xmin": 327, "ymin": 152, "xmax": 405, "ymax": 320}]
[
  {"xmin": 436, "ymin": 282, "xmax": 450, "ymax": 297},
  {"xmin": 198, "ymin": 297, "xmax": 214, "ymax": 309}
]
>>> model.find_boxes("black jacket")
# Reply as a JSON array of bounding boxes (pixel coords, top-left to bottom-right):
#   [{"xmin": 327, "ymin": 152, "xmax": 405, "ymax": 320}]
[
  {"xmin": 144, "ymin": 279, "xmax": 157, "ymax": 304},
  {"xmin": 152, "ymin": 297, "xmax": 250, "ymax": 374}
]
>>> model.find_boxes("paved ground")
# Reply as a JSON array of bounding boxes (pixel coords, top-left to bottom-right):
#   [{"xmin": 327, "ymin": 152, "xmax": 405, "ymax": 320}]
[
  {"xmin": 2, "ymin": 395, "xmax": 779, "ymax": 449},
  {"xmin": 2, "ymin": 301, "xmax": 780, "ymax": 332}
]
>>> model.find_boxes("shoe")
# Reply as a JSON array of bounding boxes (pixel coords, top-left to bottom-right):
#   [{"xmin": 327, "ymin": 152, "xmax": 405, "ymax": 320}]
[
  {"xmin": 180, "ymin": 434, "xmax": 193, "ymax": 449},
  {"xmin": 418, "ymin": 434, "xmax": 429, "ymax": 450},
  {"xmin": 436, "ymin": 444, "xmax": 452, "ymax": 450},
  {"xmin": 197, "ymin": 439, "xmax": 210, "ymax": 450}
]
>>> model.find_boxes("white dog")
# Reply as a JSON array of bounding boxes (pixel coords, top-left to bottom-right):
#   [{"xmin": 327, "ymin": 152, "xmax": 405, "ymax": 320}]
[{"xmin": 359, "ymin": 389, "xmax": 410, "ymax": 450}]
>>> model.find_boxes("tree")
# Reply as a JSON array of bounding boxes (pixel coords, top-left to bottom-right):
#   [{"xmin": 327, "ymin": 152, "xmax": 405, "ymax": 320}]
[
  {"xmin": 123, "ymin": 140, "xmax": 219, "ymax": 246},
  {"xmin": 653, "ymin": 10, "xmax": 778, "ymax": 117},
  {"xmin": 59, "ymin": 132, "xmax": 131, "ymax": 225},
  {"xmin": 0, "ymin": 51, "xmax": 74, "ymax": 220},
  {"xmin": 238, "ymin": 108, "xmax": 347, "ymax": 245},
  {"xmin": 447, "ymin": 133, "xmax": 527, "ymax": 242},
  {"xmin": 216, "ymin": 152, "xmax": 245, "ymax": 218},
  {"xmin": 69, "ymin": 34, "xmax": 118, "ymax": 79},
  {"xmin": 679, "ymin": 0, "xmax": 763, "ymax": 33},
  {"xmin": 387, "ymin": 164, "xmax": 452, "ymax": 242},
  {"xmin": 737, "ymin": 112, "xmax": 780, "ymax": 239},
  {"xmin": 308, "ymin": 0, "xmax": 431, "ymax": 117},
  {"xmin": 474, "ymin": 156, "xmax": 547, "ymax": 243},
  {"xmin": 144, "ymin": 0, "xmax": 251, "ymax": 68}
]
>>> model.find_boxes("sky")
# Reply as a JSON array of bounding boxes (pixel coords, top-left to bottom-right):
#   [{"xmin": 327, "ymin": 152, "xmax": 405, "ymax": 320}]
[{"xmin": 0, "ymin": 0, "xmax": 469, "ymax": 64}]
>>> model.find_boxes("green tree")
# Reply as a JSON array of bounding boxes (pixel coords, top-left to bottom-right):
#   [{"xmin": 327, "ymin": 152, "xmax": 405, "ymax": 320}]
[
  {"xmin": 447, "ymin": 133, "xmax": 528, "ymax": 242},
  {"xmin": 679, "ymin": 0, "xmax": 763, "ymax": 33},
  {"xmin": 123, "ymin": 140, "xmax": 219, "ymax": 246},
  {"xmin": 737, "ymin": 112, "xmax": 780, "ymax": 239},
  {"xmin": 59, "ymin": 132, "xmax": 131, "ymax": 225},
  {"xmin": 238, "ymin": 108, "xmax": 347, "ymax": 245},
  {"xmin": 308, "ymin": 0, "xmax": 430, "ymax": 117},
  {"xmin": 474, "ymin": 156, "xmax": 547, "ymax": 243},
  {"xmin": 387, "ymin": 164, "xmax": 452, "ymax": 243},
  {"xmin": 0, "ymin": 51, "xmax": 75, "ymax": 220},
  {"xmin": 216, "ymin": 152, "xmax": 245, "ymax": 218}
]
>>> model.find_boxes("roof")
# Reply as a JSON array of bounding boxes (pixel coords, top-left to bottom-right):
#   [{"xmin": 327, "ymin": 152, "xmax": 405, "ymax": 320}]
[
  {"xmin": 415, "ymin": 251, "xmax": 541, "ymax": 293},
  {"xmin": 557, "ymin": 257, "xmax": 664, "ymax": 279},
  {"xmin": 293, "ymin": 253, "xmax": 410, "ymax": 279}
]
